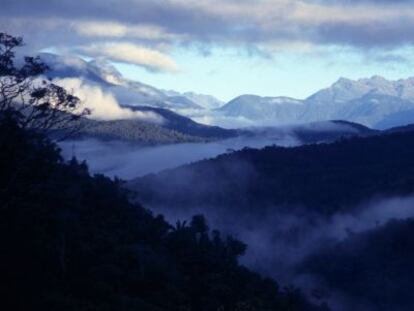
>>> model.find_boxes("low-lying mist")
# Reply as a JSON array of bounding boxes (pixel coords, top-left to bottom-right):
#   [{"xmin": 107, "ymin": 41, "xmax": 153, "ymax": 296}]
[
  {"xmin": 59, "ymin": 135, "xmax": 299, "ymax": 179},
  {"xmin": 147, "ymin": 194, "xmax": 414, "ymax": 310}
]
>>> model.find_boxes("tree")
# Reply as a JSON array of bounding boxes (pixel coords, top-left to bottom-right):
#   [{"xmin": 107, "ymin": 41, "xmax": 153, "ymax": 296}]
[{"xmin": 0, "ymin": 33, "xmax": 89, "ymax": 138}]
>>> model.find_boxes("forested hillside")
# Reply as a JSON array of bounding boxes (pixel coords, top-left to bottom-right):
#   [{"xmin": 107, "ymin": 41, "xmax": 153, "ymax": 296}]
[
  {"xmin": 131, "ymin": 128, "xmax": 414, "ymax": 215},
  {"xmin": 53, "ymin": 106, "xmax": 241, "ymax": 145},
  {"xmin": 0, "ymin": 113, "xmax": 325, "ymax": 311}
]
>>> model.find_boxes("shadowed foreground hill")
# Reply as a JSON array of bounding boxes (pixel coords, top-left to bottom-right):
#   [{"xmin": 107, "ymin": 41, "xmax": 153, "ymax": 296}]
[
  {"xmin": 130, "ymin": 126, "xmax": 414, "ymax": 216},
  {"xmin": 0, "ymin": 114, "xmax": 324, "ymax": 311}
]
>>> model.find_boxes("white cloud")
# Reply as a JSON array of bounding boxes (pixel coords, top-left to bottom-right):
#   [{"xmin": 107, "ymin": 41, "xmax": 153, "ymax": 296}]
[
  {"xmin": 53, "ymin": 77, "xmax": 164, "ymax": 122},
  {"xmin": 74, "ymin": 21, "xmax": 180, "ymax": 41},
  {"xmin": 81, "ymin": 42, "xmax": 179, "ymax": 73}
]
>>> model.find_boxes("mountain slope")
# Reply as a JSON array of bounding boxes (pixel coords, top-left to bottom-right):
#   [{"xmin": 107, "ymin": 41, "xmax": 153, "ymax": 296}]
[
  {"xmin": 129, "ymin": 125, "xmax": 414, "ymax": 216},
  {"xmin": 219, "ymin": 76, "xmax": 414, "ymax": 128},
  {"xmin": 1, "ymin": 114, "xmax": 324, "ymax": 311},
  {"xmin": 217, "ymin": 95, "xmax": 304, "ymax": 124},
  {"xmin": 55, "ymin": 106, "xmax": 240, "ymax": 144},
  {"xmin": 40, "ymin": 53, "xmax": 222, "ymax": 113}
]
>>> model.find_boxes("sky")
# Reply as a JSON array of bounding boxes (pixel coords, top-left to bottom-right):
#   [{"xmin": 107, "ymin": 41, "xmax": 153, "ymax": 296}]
[{"xmin": 2, "ymin": 0, "xmax": 414, "ymax": 101}]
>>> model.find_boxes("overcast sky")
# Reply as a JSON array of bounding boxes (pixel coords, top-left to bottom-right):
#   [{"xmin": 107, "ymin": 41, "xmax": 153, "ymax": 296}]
[{"xmin": 2, "ymin": 0, "xmax": 414, "ymax": 101}]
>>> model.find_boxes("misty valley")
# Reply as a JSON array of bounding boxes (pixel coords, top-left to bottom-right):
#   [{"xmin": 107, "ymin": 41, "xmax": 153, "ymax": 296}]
[
  {"xmin": 3, "ymin": 18, "xmax": 414, "ymax": 311},
  {"xmin": 55, "ymin": 108, "xmax": 414, "ymax": 311}
]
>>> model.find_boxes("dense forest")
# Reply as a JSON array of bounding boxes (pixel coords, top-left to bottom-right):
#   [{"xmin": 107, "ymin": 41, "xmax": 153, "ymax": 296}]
[
  {"xmin": 131, "ymin": 128, "xmax": 414, "ymax": 216},
  {"xmin": 54, "ymin": 106, "xmax": 241, "ymax": 145},
  {"xmin": 0, "ymin": 113, "xmax": 330, "ymax": 311}
]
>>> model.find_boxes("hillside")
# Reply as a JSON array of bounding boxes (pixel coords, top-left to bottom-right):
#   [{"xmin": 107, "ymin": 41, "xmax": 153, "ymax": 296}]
[
  {"xmin": 52, "ymin": 106, "xmax": 240, "ymax": 144},
  {"xmin": 129, "ymin": 125, "xmax": 414, "ymax": 215},
  {"xmin": 127, "ymin": 124, "xmax": 414, "ymax": 310},
  {"xmin": 0, "ymin": 113, "xmax": 325, "ymax": 311}
]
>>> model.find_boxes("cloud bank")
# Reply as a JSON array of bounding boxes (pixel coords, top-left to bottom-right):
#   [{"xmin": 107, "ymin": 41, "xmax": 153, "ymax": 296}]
[
  {"xmin": 54, "ymin": 77, "xmax": 163, "ymax": 121},
  {"xmin": 2, "ymin": 0, "xmax": 414, "ymax": 68}
]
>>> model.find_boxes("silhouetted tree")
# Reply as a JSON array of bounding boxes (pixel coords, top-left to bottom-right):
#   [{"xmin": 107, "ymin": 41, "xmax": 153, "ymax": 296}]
[{"xmin": 0, "ymin": 33, "xmax": 89, "ymax": 137}]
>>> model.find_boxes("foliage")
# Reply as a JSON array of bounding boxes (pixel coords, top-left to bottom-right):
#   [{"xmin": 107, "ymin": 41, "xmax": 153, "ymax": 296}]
[
  {"xmin": 0, "ymin": 33, "xmax": 89, "ymax": 137},
  {"xmin": 132, "ymin": 129, "xmax": 414, "ymax": 216},
  {"xmin": 0, "ymin": 114, "xmax": 324, "ymax": 311}
]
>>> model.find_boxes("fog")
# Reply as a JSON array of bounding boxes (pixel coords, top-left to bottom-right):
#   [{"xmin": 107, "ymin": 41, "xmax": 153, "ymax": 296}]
[
  {"xmin": 58, "ymin": 119, "xmax": 413, "ymax": 310},
  {"xmin": 150, "ymin": 194, "xmax": 414, "ymax": 277},
  {"xmin": 59, "ymin": 135, "xmax": 300, "ymax": 179},
  {"xmin": 148, "ymin": 191, "xmax": 414, "ymax": 310}
]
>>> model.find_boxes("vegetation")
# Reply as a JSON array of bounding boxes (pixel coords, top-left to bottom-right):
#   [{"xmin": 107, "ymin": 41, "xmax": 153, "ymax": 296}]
[
  {"xmin": 132, "ymin": 128, "xmax": 414, "ymax": 215},
  {"xmin": 63, "ymin": 117, "xmax": 207, "ymax": 144},
  {"xmin": 0, "ymin": 33, "xmax": 325, "ymax": 311},
  {"xmin": 0, "ymin": 112, "xmax": 328, "ymax": 311},
  {"xmin": 0, "ymin": 33, "xmax": 89, "ymax": 138},
  {"xmin": 56, "ymin": 106, "xmax": 242, "ymax": 145},
  {"xmin": 301, "ymin": 219, "xmax": 414, "ymax": 311}
]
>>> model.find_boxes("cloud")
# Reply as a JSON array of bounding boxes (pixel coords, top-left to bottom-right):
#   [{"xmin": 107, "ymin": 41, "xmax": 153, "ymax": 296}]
[
  {"xmin": 74, "ymin": 21, "xmax": 180, "ymax": 41},
  {"xmin": 80, "ymin": 42, "xmax": 179, "ymax": 73},
  {"xmin": 1, "ymin": 0, "xmax": 414, "ymax": 60},
  {"xmin": 53, "ymin": 77, "xmax": 163, "ymax": 121}
]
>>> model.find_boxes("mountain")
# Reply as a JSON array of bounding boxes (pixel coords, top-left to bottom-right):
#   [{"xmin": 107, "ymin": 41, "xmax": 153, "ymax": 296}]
[
  {"xmin": 179, "ymin": 92, "xmax": 224, "ymax": 109},
  {"xmin": 39, "ymin": 53, "xmax": 239, "ymax": 144},
  {"xmin": 54, "ymin": 106, "xmax": 240, "ymax": 144},
  {"xmin": 40, "ymin": 53, "xmax": 222, "ymax": 114},
  {"xmin": 41, "ymin": 53, "xmax": 414, "ymax": 130},
  {"xmin": 217, "ymin": 95, "xmax": 304, "ymax": 122},
  {"xmin": 218, "ymin": 76, "xmax": 414, "ymax": 128},
  {"xmin": 308, "ymin": 75, "xmax": 414, "ymax": 104},
  {"xmin": 374, "ymin": 107, "xmax": 414, "ymax": 129}
]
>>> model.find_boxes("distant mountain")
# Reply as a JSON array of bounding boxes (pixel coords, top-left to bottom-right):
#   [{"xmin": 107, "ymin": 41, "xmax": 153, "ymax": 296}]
[
  {"xmin": 41, "ymin": 53, "xmax": 414, "ymax": 129},
  {"xmin": 218, "ymin": 76, "xmax": 414, "ymax": 128},
  {"xmin": 163, "ymin": 90, "xmax": 224, "ymax": 110},
  {"xmin": 180, "ymin": 92, "xmax": 224, "ymax": 109},
  {"xmin": 40, "ymin": 53, "xmax": 222, "ymax": 113},
  {"xmin": 308, "ymin": 75, "xmax": 414, "ymax": 104},
  {"xmin": 217, "ymin": 95, "xmax": 304, "ymax": 121},
  {"xmin": 375, "ymin": 107, "xmax": 414, "ymax": 129}
]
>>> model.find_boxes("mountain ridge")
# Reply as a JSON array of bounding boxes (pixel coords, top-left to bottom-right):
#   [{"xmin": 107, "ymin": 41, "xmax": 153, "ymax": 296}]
[{"xmin": 218, "ymin": 76, "xmax": 414, "ymax": 128}]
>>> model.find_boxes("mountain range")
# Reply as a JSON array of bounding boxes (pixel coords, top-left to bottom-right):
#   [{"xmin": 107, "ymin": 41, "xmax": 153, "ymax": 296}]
[
  {"xmin": 41, "ymin": 53, "xmax": 414, "ymax": 130},
  {"xmin": 218, "ymin": 76, "xmax": 414, "ymax": 128}
]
